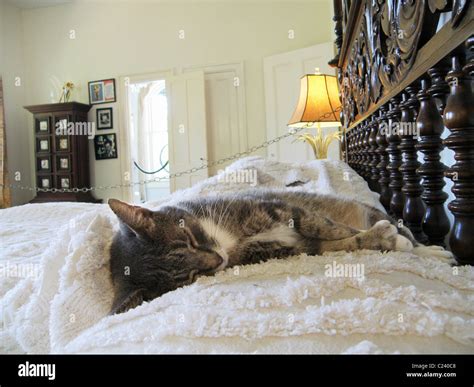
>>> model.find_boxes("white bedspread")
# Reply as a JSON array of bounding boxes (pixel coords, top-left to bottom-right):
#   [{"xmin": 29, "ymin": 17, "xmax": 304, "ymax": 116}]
[{"xmin": 1, "ymin": 157, "xmax": 473, "ymax": 354}]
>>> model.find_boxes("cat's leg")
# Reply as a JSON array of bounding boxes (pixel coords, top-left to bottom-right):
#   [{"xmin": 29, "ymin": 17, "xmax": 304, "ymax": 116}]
[
  {"xmin": 316, "ymin": 220, "xmax": 414, "ymax": 254},
  {"xmin": 277, "ymin": 208, "xmax": 413, "ymax": 253},
  {"xmin": 227, "ymin": 241, "xmax": 298, "ymax": 266},
  {"xmin": 273, "ymin": 206, "xmax": 362, "ymax": 241}
]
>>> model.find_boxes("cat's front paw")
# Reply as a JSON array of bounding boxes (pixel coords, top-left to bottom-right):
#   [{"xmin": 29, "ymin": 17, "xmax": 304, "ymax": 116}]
[{"xmin": 364, "ymin": 220, "xmax": 413, "ymax": 252}]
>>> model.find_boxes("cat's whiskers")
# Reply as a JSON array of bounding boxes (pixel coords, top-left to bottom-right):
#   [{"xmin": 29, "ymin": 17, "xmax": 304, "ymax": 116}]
[{"xmin": 215, "ymin": 196, "xmax": 237, "ymax": 239}]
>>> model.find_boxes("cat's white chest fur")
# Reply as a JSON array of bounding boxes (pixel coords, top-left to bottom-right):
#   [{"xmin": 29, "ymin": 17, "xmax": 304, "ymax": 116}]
[
  {"xmin": 199, "ymin": 218, "xmax": 237, "ymax": 271},
  {"xmin": 199, "ymin": 219, "xmax": 299, "ymax": 271}
]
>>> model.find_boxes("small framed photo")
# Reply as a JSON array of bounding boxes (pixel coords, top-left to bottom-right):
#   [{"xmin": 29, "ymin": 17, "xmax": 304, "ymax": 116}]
[
  {"xmin": 88, "ymin": 79, "xmax": 116, "ymax": 105},
  {"xmin": 96, "ymin": 107, "xmax": 113, "ymax": 130},
  {"xmin": 37, "ymin": 138, "xmax": 50, "ymax": 152},
  {"xmin": 56, "ymin": 137, "xmax": 69, "ymax": 151},
  {"xmin": 60, "ymin": 177, "xmax": 70, "ymax": 189},
  {"xmin": 41, "ymin": 177, "xmax": 51, "ymax": 189},
  {"xmin": 58, "ymin": 156, "xmax": 70, "ymax": 170},
  {"xmin": 94, "ymin": 133, "xmax": 118, "ymax": 160},
  {"xmin": 37, "ymin": 157, "xmax": 51, "ymax": 172},
  {"xmin": 36, "ymin": 117, "xmax": 50, "ymax": 133}
]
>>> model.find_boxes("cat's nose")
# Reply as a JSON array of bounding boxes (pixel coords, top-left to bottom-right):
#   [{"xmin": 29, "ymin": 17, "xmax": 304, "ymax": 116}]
[{"xmin": 215, "ymin": 255, "xmax": 224, "ymax": 265}]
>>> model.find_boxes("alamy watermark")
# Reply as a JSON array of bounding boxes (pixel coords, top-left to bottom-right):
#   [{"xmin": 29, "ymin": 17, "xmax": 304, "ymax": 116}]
[
  {"xmin": 325, "ymin": 260, "xmax": 365, "ymax": 280},
  {"xmin": 0, "ymin": 261, "xmax": 41, "ymax": 279},
  {"xmin": 379, "ymin": 121, "xmax": 418, "ymax": 138},
  {"xmin": 217, "ymin": 167, "xmax": 257, "ymax": 187},
  {"xmin": 55, "ymin": 120, "xmax": 95, "ymax": 139}
]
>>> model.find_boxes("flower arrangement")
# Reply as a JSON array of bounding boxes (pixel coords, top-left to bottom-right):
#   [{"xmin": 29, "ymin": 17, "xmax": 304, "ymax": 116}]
[
  {"xmin": 59, "ymin": 82, "xmax": 75, "ymax": 103},
  {"xmin": 294, "ymin": 125, "xmax": 342, "ymax": 159}
]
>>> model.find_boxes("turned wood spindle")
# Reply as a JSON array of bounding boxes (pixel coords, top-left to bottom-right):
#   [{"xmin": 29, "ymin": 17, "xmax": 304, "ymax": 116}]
[
  {"xmin": 368, "ymin": 115, "xmax": 380, "ymax": 192},
  {"xmin": 428, "ymin": 65, "xmax": 451, "ymax": 115},
  {"xmin": 351, "ymin": 129, "xmax": 357, "ymax": 168},
  {"xmin": 346, "ymin": 130, "xmax": 351, "ymax": 165},
  {"xmin": 359, "ymin": 122, "xmax": 365, "ymax": 180},
  {"xmin": 356, "ymin": 125, "xmax": 363, "ymax": 174},
  {"xmin": 349, "ymin": 129, "xmax": 355, "ymax": 168},
  {"xmin": 353, "ymin": 125, "xmax": 360, "ymax": 172},
  {"xmin": 347, "ymin": 129, "xmax": 353, "ymax": 166},
  {"xmin": 399, "ymin": 86, "xmax": 427, "ymax": 242},
  {"xmin": 416, "ymin": 78, "xmax": 450, "ymax": 246},
  {"xmin": 443, "ymin": 48, "xmax": 474, "ymax": 265},
  {"xmin": 386, "ymin": 97, "xmax": 404, "ymax": 219},
  {"xmin": 363, "ymin": 121, "xmax": 372, "ymax": 181},
  {"xmin": 376, "ymin": 105, "xmax": 392, "ymax": 211}
]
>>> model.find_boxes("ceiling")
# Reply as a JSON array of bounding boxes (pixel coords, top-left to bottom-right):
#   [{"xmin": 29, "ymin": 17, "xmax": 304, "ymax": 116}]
[{"xmin": 6, "ymin": 0, "xmax": 321, "ymax": 9}]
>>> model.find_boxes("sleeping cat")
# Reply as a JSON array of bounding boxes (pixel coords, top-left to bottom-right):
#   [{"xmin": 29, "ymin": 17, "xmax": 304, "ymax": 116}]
[{"xmin": 108, "ymin": 191, "xmax": 451, "ymax": 314}]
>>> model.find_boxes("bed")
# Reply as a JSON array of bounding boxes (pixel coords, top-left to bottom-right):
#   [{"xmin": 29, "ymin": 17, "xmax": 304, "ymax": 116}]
[{"xmin": 1, "ymin": 157, "xmax": 473, "ymax": 354}]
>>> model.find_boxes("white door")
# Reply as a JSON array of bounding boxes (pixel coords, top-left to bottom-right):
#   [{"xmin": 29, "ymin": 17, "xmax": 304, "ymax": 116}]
[
  {"xmin": 167, "ymin": 71, "xmax": 208, "ymax": 192},
  {"xmin": 264, "ymin": 42, "xmax": 339, "ymax": 163},
  {"xmin": 183, "ymin": 63, "xmax": 247, "ymax": 176}
]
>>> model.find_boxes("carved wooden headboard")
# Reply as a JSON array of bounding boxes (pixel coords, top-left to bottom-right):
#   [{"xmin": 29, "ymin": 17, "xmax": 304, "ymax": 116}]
[{"xmin": 330, "ymin": 0, "xmax": 473, "ymax": 265}]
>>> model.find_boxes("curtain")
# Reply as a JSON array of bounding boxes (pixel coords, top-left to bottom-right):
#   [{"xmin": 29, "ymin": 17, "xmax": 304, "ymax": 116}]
[
  {"xmin": 135, "ymin": 82, "xmax": 159, "ymax": 201},
  {"xmin": 0, "ymin": 78, "xmax": 11, "ymax": 208}
]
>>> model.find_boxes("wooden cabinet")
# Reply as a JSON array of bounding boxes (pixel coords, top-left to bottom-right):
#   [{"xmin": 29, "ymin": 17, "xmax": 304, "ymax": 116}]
[{"xmin": 24, "ymin": 102, "xmax": 99, "ymax": 203}]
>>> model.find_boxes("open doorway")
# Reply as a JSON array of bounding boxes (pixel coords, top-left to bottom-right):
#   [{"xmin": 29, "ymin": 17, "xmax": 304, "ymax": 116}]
[
  {"xmin": 127, "ymin": 78, "xmax": 170, "ymax": 203},
  {"xmin": 120, "ymin": 70, "xmax": 208, "ymax": 203}
]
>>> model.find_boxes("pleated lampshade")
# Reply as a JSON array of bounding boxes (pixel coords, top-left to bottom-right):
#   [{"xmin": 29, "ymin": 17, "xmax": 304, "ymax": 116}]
[{"xmin": 288, "ymin": 74, "xmax": 342, "ymax": 128}]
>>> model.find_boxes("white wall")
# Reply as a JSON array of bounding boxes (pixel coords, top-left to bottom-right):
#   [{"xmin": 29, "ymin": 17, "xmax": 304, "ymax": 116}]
[{"xmin": 2, "ymin": 0, "xmax": 333, "ymax": 204}]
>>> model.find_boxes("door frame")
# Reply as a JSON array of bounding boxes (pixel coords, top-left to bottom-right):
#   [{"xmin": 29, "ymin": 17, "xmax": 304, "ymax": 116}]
[{"xmin": 118, "ymin": 70, "xmax": 174, "ymax": 201}]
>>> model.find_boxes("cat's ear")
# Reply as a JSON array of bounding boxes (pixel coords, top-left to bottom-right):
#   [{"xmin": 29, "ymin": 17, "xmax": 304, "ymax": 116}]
[
  {"xmin": 108, "ymin": 199, "xmax": 157, "ymax": 238},
  {"xmin": 110, "ymin": 288, "xmax": 144, "ymax": 315}
]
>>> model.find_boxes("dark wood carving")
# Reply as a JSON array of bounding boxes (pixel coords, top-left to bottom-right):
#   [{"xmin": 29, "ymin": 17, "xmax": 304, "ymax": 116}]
[
  {"xmin": 368, "ymin": 115, "xmax": 381, "ymax": 192},
  {"xmin": 399, "ymin": 87, "xmax": 427, "ymax": 242},
  {"xmin": 452, "ymin": 0, "xmax": 471, "ymax": 27},
  {"xmin": 416, "ymin": 79, "xmax": 450, "ymax": 246},
  {"xmin": 335, "ymin": 1, "xmax": 474, "ymax": 264},
  {"xmin": 329, "ymin": 0, "xmax": 344, "ymax": 67},
  {"xmin": 376, "ymin": 105, "xmax": 392, "ymax": 210},
  {"xmin": 386, "ymin": 97, "xmax": 404, "ymax": 219},
  {"xmin": 338, "ymin": 0, "xmax": 442, "ymax": 127},
  {"xmin": 443, "ymin": 50, "xmax": 474, "ymax": 264},
  {"xmin": 428, "ymin": 0, "xmax": 452, "ymax": 13}
]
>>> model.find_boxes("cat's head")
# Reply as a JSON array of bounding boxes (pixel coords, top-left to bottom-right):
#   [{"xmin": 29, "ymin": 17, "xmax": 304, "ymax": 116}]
[{"xmin": 108, "ymin": 199, "xmax": 223, "ymax": 314}]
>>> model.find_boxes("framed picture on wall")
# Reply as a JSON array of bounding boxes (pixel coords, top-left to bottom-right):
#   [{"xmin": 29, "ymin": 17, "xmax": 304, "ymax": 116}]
[
  {"xmin": 94, "ymin": 133, "xmax": 118, "ymax": 160},
  {"xmin": 88, "ymin": 79, "xmax": 116, "ymax": 105},
  {"xmin": 96, "ymin": 107, "xmax": 113, "ymax": 130}
]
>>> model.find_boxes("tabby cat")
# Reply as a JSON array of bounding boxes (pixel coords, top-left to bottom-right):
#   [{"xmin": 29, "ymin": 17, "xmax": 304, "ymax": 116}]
[{"xmin": 108, "ymin": 192, "xmax": 450, "ymax": 314}]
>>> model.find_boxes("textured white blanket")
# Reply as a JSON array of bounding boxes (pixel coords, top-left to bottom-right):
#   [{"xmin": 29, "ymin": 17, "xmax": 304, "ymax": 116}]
[{"xmin": 1, "ymin": 157, "xmax": 473, "ymax": 353}]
